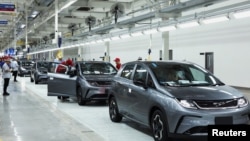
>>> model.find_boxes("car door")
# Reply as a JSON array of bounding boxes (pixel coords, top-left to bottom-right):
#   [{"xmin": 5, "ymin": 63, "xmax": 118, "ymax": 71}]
[
  {"xmin": 126, "ymin": 64, "xmax": 152, "ymax": 123},
  {"xmin": 47, "ymin": 64, "xmax": 77, "ymax": 97},
  {"xmin": 114, "ymin": 64, "xmax": 135, "ymax": 115}
]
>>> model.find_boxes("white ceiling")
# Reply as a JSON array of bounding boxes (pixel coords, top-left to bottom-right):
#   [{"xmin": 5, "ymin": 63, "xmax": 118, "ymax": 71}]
[{"xmin": 0, "ymin": 0, "xmax": 250, "ymax": 52}]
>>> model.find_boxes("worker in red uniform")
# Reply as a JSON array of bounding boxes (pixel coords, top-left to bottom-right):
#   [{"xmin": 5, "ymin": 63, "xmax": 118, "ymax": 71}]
[
  {"xmin": 56, "ymin": 58, "xmax": 74, "ymax": 73},
  {"xmin": 113, "ymin": 57, "xmax": 121, "ymax": 70}
]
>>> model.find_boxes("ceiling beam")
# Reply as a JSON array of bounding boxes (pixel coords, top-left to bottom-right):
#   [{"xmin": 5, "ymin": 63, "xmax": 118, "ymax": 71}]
[
  {"xmin": 59, "ymin": 17, "xmax": 84, "ymax": 24},
  {"xmin": 60, "ymin": 11, "xmax": 107, "ymax": 19}
]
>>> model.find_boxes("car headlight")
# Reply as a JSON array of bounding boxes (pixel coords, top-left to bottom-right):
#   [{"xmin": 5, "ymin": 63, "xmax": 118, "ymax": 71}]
[
  {"xmin": 87, "ymin": 81, "xmax": 98, "ymax": 86},
  {"xmin": 177, "ymin": 99, "xmax": 197, "ymax": 109},
  {"xmin": 238, "ymin": 97, "xmax": 248, "ymax": 107}
]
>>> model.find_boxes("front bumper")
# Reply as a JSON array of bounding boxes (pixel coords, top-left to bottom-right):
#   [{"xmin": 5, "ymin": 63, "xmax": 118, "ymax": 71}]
[
  {"xmin": 19, "ymin": 70, "xmax": 31, "ymax": 76},
  {"xmin": 167, "ymin": 106, "xmax": 250, "ymax": 136},
  {"xmin": 84, "ymin": 86, "xmax": 111, "ymax": 100}
]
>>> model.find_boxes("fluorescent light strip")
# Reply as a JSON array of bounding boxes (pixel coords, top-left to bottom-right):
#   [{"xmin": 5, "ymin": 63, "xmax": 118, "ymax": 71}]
[
  {"xmin": 202, "ymin": 16, "xmax": 229, "ymax": 24},
  {"xmin": 96, "ymin": 40, "xmax": 103, "ymax": 43},
  {"xmin": 90, "ymin": 41, "xmax": 96, "ymax": 44},
  {"xmin": 120, "ymin": 34, "xmax": 131, "ymax": 39},
  {"xmin": 158, "ymin": 25, "xmax": 176, "ymax": 32},
  {"xmin": 103, "ymin": 38, "xmax": 111, "ymax": 42},
  {"xmin": 144, "ymin": 29, "xmax": 158, "ymax": 34},
  {"xmin": 178, "ymin": 21, "xmax": 199, "ymax": 28},
  {"xmin": 131, "ymin": 31, "xmax": 143, "ymax": 37},
  {"xmin": 233, "ymin": 10, "xmax": 250, "ymax": 19},
  {"xmin": 111, "ymin": 36, "xmax": 120, "ymax": 40}
]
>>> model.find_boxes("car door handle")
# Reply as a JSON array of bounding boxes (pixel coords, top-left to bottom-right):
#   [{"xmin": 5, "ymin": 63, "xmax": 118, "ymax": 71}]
[
  {"xmin": 128, "ymin": 88, "xmax": 132, "ymax": 93},
  {"xmin": 49, "ymin": 77, "xmax": 54, "ymax": 80}
]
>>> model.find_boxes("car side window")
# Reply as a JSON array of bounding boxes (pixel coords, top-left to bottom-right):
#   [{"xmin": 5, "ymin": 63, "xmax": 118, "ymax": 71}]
[
  {"xmin": 121, "ymin": 64, "xmax": 135, "ymax": 80},
  {"xmin": 133, "ymin": 65, "xmax": 147, "ymax": 82}
]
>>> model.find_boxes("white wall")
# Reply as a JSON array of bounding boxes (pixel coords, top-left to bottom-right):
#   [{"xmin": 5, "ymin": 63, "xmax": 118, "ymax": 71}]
[
  {"xmin": 63, "ymin": 17, "xmax": 250, "ymax": 88},
  {"xmin": 170, "ymin": 18, "xmax": 250, "ymax": 88}
]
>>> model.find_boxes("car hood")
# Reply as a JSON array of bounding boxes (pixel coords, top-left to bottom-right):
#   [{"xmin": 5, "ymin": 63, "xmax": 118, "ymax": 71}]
[{"xmin": 165, "ymin": 85, "xmax": 243, "ymax": 100}]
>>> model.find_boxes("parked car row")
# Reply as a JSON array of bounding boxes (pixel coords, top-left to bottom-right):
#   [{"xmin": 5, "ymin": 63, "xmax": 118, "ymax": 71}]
[{"xmin": 27, "ymin": 60, "xmax": 250, "ymax": 141}]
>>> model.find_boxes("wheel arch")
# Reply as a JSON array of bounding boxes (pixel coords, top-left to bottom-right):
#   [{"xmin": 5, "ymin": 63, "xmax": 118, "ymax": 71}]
[{"xmin": 149, "ymin": 105, "xmax": 170, "ymax": 131}]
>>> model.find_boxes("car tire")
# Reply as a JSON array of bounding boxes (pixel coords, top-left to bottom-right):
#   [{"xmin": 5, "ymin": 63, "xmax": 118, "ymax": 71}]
[
  {"xmin": 77, "ymin": 87, "xmax": 86, "ymax": 106},
  {"xmin": 109, "ymin": 97, "xmax": 122, "ymax": 122},
  {"xmin": 35, "ymin": 78, "xmax": 38, "ymax": 84},
  {"xmin": 62, "ymin": 96, "xmax": 69, "ymax": 100},
  {"xmin": 151, "ymin": 110, "xmax": 171, "ymax": 141},
  {"xmin": 30, "ymin": 77, "xmax": 34, "ymax": 82}
]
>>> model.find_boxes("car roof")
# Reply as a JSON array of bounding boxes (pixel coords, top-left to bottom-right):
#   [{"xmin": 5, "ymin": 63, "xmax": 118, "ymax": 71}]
[
  {"xmin": 76, "ymin": 61, "xmax": 112, "ymax": 64},
  {"xmin": 123, "ymin": 60, "xmax": 194, "ymax": 66}
]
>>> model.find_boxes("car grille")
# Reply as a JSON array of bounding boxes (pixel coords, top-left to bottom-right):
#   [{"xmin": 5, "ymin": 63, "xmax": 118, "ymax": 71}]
[
  {"xmin": 183, "ymin": 126, "xmax": 207, "ymax": 135},
  {"xmin": 194, "ymin": 99, "xmax": 238, "ymax": 109},
  {"xmin": 96, "ymin": 81, "xmax": 112, "ymax": 86}
]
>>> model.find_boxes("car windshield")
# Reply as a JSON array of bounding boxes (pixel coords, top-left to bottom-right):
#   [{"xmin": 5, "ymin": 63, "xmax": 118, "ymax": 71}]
[
  {"xmin": 148, "ymin": 62, "xmax": 224, "ymax": 87},
  {"xmin": 80, "ymin": 62, "xmax": 117, "ymax": 75},
  {"xmin": 37, "ymin": 62, "xmax": 49, "ymax": 68},
  {"xmin": 21, "ymin": 61, "xmax": 34, "ymax": 66}
]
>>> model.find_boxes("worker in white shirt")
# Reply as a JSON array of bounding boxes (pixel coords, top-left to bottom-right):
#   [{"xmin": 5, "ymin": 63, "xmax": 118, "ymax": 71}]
[
  {"xmin": 11, "ymin": 57, "xmax": 19, "ymax": 82},
  {"xmin": 2, "ymin": 58, "xmax": 12, "ymax": 96}
]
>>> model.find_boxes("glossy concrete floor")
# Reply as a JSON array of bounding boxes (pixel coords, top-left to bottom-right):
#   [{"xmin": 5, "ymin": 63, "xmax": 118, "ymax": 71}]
[
  {"xmin": 0, "ymin": 78, "xmax": 105, "ymax": 141},
  {"xmin": 0, "ymin": 77, "xmax": 153, "ymax": 141},
  {"xmin": 1, "ymin": 77, "xmax": 250, "ymax": 141}
]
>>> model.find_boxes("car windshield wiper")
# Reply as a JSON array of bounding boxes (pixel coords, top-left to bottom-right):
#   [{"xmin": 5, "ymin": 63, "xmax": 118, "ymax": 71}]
[{"xmin": 209, "ymin": 83, "xmax": 225, "ymax": 86}]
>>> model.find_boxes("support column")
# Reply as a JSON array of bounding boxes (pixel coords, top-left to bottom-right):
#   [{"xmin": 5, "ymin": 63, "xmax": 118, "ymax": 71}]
[
  {"xmin": 77, "ymin": 46, "xmax": 82, "ymax": 61},
  {"xmin": 48, "ymin": 51, "xmax": 52, "ymax": 61},
  {"xmin": 14, "ymin": 21, "xmax": 16, "ymax": 50},
  {"xmin": 25, "ymin": 3, "xmax": 28, "ymax": 51},
  {"xmin": 55, "ymin": 0, "xmax": 59, "ymax": 47},
  {"xmin": 161, "ymin": 32, "xmax": 170, "ymax": 60},
  {"xmin": 105, "ymin": 42, "xmax": 110, "ymax": 62}
]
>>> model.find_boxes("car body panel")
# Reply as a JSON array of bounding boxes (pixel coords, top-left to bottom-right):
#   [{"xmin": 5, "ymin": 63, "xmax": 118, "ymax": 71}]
[
  {"xmin": 164, "ymin": 85, "xmax": 243, "ymax": 100},
  {"xmin": 109, "ymin": 60, "xmax": 250, "ymax": 139},
  {"xmin": 47, "ymin": 73, "xmax": 77, "ymax": 96}
]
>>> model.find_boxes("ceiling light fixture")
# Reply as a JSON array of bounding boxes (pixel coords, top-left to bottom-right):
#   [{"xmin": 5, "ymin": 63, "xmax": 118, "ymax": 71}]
[
  {"xmin": 202, "ymin": 16, "xmax": 229, "ymax": 24},
  {"xmin": 178, "ymin": 21, "xmax": 199, "ymax": 28},
  {"xmin": 120, "ymin": 34, "xmax": 131, "ymax": 39},
  {"xmin": 111, "ymin": 36, "xmax": 120, "ymax": 40},
  {"xmin": 96, "ymin": 39, "xmax": 103, "ymax": 43},
  {"xmin": 158, "ymin": 25, "xmax": 176, "ymax": 32},
  {"xmin": 103, "ymin": 38, "xmax": 111, "ymax": 42},
  {"xmin": 131, "ymin": 31, "xmax": 143, "ymax": 37},
  {"xmin": 233, "ymin": 10, "xmax": 250, "ymax": 19},
  {"xmin": 143, "ymin": 28, "xmax": 158, "ymax": 35}
]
